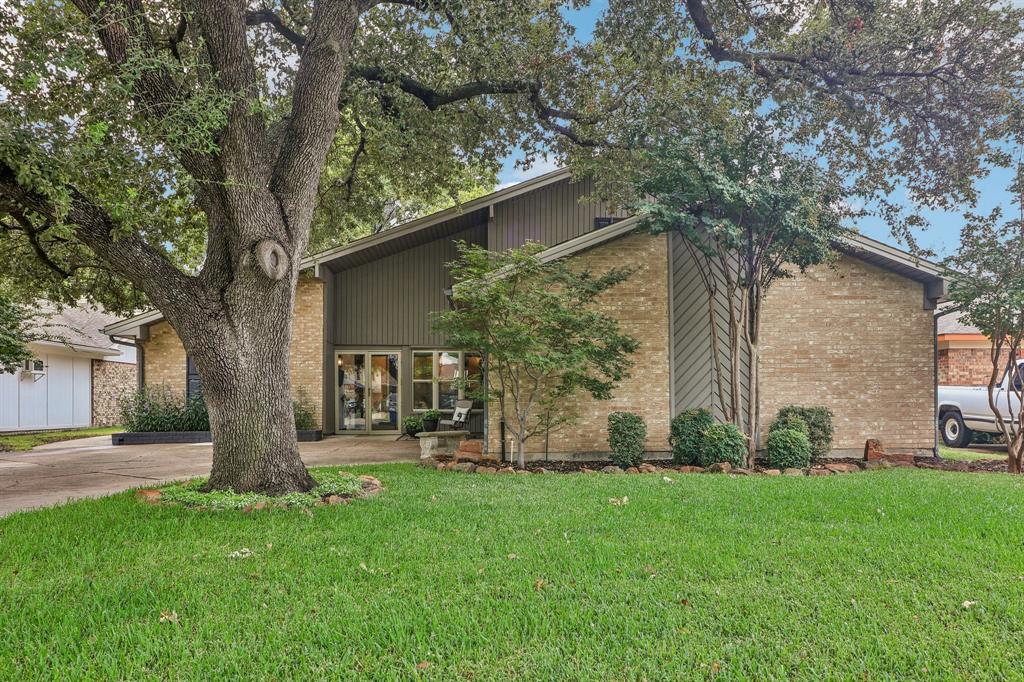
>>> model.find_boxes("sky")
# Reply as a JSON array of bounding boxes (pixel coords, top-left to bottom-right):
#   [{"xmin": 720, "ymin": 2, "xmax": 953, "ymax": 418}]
[{"xmin": 495, "ymin": 2, "xmax": 1016, "ymax": 260}]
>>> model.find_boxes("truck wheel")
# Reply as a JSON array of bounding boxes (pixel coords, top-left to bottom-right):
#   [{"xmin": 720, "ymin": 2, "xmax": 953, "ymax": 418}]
[{"xmin": 940, "ymin": 412, "xmax": 973, "ymax": 448}]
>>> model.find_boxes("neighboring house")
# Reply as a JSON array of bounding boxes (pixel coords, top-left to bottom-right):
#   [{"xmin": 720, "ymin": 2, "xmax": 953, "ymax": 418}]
[
  {"xmin": 936, "ymin": 308, "xmax": 1006, "ymax": 386},
  {"xmin": 104, "ymin": 169, "xmax": 947, "ymax": 458},
  {"xmin": 1, "ymin": 305, "xmax": 137, "ymax": 431}
]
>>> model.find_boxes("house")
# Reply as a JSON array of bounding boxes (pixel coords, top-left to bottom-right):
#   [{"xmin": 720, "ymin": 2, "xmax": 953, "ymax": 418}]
[
  {"xmin": 104, "ymin": 169, "xmax": 947, "ymax": 458},
  {"xmin": 937, "ymin": 307, "xmax": 994, "ymax": 386},
  {"xmin": 1, "ymin": 304, "xmax": 137, "ymax": 431}
]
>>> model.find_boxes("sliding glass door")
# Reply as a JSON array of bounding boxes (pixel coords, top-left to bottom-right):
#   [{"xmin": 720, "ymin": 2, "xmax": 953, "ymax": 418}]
[{"xmin": 337, "ymin": 351, "xmax": 399, "ymax": 433}]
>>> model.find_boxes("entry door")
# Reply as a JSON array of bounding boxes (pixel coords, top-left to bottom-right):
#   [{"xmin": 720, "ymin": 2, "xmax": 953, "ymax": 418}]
[{"xmin": 337, "ymin": 351, "xmax": 400, "ymax": 433}]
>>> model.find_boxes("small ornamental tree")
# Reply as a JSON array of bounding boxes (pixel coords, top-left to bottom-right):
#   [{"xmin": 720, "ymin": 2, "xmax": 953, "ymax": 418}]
[
  {"xmin": 947, "ymin": 202, "xmax": 1024, "ymax": 474},
  {"xmin": 635, "ymin": 120, "xmax": 847, "ymax": 466},
  {"xmin": 0, "ymin": 295, "xmax": 33, "ymax": 374},
  {"xmin": 433, "ymin": 241, "xmax": 638, "ymax": 469}
]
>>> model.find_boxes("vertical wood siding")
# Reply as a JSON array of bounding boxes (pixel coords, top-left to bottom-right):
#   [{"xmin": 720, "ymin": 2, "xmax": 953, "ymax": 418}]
[
  {"xmin": 488, "ymin": 176, "xmax": 629, "ymax": 251},
  {"xmin": 333, "ymin": 224, "xmax": 486, "ymax": 346}
]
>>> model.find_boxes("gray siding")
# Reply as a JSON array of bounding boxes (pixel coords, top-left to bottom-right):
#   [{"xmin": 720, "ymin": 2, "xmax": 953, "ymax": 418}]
[
  {"xmin": 333, "ymin": 224, "xmax": 486, "ymax": 346},
  {"xmin": 488, "ymin": 176, "xmax": 629, "ymax": 251},
  {"xmin": 670, "ymin": 233, "xmax": 750, "ymax": 423}
]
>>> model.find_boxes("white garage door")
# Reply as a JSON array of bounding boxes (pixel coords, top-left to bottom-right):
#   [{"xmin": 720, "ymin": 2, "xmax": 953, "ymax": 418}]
[{"xmin": 0, "ymin": 352, "xmax": 92, "ymax": 431}]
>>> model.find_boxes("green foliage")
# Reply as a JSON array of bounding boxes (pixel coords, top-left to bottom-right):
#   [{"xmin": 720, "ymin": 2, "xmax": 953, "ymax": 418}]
[
  {"xmin": 422, "ymin": 410, "xmax": 441, "ymax": 423},
  {"xmin": 159, "ymin": 470, "xmax": 362, "ymax": 510},
  {"xmin": 607, "ymin": 412, "xmax": 647, "ymax": 468},
  {"xmin": 433, "ymin": 241, "xmax": 638, "ymax": 466},
  {"xmin": 292, "ymin": 391, "xmax": 319, "ymax": 431},
  {"xmin": 766, "ymin": 429, "xmax": 813, "ymax": 470},
  {"xmin": 696, "ymin": 423, "xmax": 748, "ymax": 468},
  {"xmin": 769, "ymin": 413, "xmax": 809, "ymax": 438},
  {"xmin": 118, "ymin": 387, "xmax": 210, "ymax": 433},
  {"xmin": 0, "ymin": 295, "xmax": 32, "ymax": 374},
  {"xmin": 776, "ymin": 406, "xmax": 834, "ymax": 458},
  {"xmin": 669, "ymin": 408, "xmax": 714, "ymax": 465},
  {"xmin": 402, "ymin": 415, "xmax": 423, "ymax": 433}
]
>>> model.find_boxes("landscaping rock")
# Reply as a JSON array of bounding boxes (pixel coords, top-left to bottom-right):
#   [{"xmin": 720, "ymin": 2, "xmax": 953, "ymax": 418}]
[
  {"xmin": 883, "ymin": 453, "xmax": 916, "ymax": 464},
  {"xmin": 864, "ymin": 438, "xmax": 886, "ymax": 461},
  {"xmin": 480, "ymin": 457, "xmax": 500, "ymax": 467},
  {"xmin": 135, "ymin": 489, "xmax": 162, "ymax": 504},
  {"xmin": 730, "ymin": 468, "xmax": 753, "ymax": 476},
  {"xmin": 452, "ymin": 462, "xmax": 477, "ymax": 473},
  {"xmin": 625, "ymin": 467, "xmax": 640, "ymax": 474},
  {"xmin": 825, "ymin": 463, "xmax": 859, "ymax": 474},
  {"xmin": 762, "ymin": 469, "xmax": 781, "ymax": 476},
  {"xmin": 808, "ymin": 468, "xmax": 832, "ymax": 476},
  {"xmin": 601, "ymin": 465, "xmax": 625, "ymax": 474},
  {"xmin": 677, "ymin": 465, "xmax": 704, "ymax": 474},
  {"xmin": 497, "ymin": 467, "xmax": 516, "ymax": 474},
  {"xmin": 580, "ymin": 467, "xmax": 596, "ymax": 474},
  {"xmin": 455, "ymin": 452, "xmax": 483, "ymax": 463},
  {"xmin": 357, "ymin": 475, "xmax": 385, "ymax": 497},
  {"xmin": 515, "ymin": 469, "xmax": 531, "ymax": 475},
  {"xmin": 706, "ymin": 462, "xmax": 732, "ymax": 473},
  {"xmin": 476, "ymin": 466, "xmax": 497, "ymax": 475},
  {"xmin": 639, "ymin": 463, "xmax": 659, "ymax": 474},
  {"xmin": 459, "ymin": 439, "xmax": 484, "ymax": 454},
  {"xmin": 783, "ymin": 468, "xmax": 805, "ymax": 476},
  {"xmin": 324, "ymin": 495, "xmax": 345, "ymax": 505},
  {"xmin": 864, "ymin": 460, "xmax": 891, "ymax": 470}
]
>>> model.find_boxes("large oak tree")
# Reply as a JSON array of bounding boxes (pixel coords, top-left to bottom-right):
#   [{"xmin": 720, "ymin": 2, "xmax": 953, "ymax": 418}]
[{"xmin": 1, "ymin": 0, "xmax": 1021, "ymax": 493}]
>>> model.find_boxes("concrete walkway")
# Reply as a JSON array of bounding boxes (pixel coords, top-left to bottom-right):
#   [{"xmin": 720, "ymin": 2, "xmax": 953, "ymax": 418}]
[{"xmin": 0, "ymin": 435, "xmax": 419, "ymax": 517}]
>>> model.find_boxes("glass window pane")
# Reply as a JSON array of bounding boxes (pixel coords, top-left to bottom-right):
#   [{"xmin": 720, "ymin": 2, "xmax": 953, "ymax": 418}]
[
  {"xmin": 413, "ymin": 353, "xmax": 433, "ymax": 380},
  {"xmin": 464, "ymin": 353, "xmax": 482, "ymax": 381},
  {"xmin": 438, "ymin": 352, "xmax": 460, "ymax": 381},
  {"xmin": 370, "ymin": 354, "xmax": 399, "ymax": 430},
  {"xmin": 413, "ymin": 382, "xmax": 433, "ymax": 410},
  {"xmin": 337, "ymin": 353, "xmax": 366, "ymax": 431},
  {"xmin": 438, "ymin": 382, "xmax": 458, "ymax": 410}
]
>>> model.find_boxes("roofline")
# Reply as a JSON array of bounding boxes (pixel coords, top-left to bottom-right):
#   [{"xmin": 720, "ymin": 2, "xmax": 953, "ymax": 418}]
[
  {"xmin": 839, "ymin": 231, "xmax": 946, "ymax": 279},
  {"xmin": 29, "ymin": 339, "xmax": 121, "ymax": 357},
  {"xmin": 101, "ymin": 309, "xmax": 164, "ymax": 337},
  {"xmin": 303, "ymin": 167, "xmax": 573, "ymax": 270}
]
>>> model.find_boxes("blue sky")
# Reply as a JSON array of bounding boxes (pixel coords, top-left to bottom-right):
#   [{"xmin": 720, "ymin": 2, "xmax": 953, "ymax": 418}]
[{"xmin": 496, "ymin": 2, "xmax": 1014, "ymax": 259}]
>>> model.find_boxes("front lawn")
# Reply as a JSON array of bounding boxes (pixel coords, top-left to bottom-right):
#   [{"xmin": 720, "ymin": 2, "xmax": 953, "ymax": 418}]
[
  {"xmin": 0, "ymin": 425, "xmax": 121, "ymax": 452},
  {"xmin": 2, "ymin": 465, "xmax": 1024, "ymax": 679},
  {"xmin": 939, "ymin": 444, "xmax": 1007, "ymax": 462}
]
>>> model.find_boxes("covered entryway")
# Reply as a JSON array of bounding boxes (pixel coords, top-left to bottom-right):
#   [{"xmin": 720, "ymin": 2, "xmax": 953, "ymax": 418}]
[{"xmin": 335, "ymin": 351, "xmax": 401, "ymax": 433}]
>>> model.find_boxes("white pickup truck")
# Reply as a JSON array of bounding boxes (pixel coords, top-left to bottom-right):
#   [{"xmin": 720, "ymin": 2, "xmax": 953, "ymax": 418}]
[{"xmin": 938, "ymin": 361, "xmax": 1023, "ymax": 447}]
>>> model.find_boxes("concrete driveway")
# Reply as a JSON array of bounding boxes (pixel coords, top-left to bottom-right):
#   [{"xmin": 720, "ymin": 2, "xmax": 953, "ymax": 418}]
[{"xmin": 0, "ymin": 435, "xmax": 419, "ymax": 517}]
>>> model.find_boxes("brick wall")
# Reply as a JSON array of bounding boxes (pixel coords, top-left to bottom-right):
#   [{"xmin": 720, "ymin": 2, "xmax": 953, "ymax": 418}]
[
  {"xmin": 140, "ymin": 276, "xmax": 325, "ymax": 427},
  {"xmin": 759, "ymin": 255, "xmax": 936, "ymax": 455},
  {"xmin": 486, "ymin": 232, "xmax": 671, "ymax": 457},
  {"xmin": 91, "ymin": 360, "xmax": 137, "ymax": 426},
  {"xmin": 938, "ymin": 346, "xmax": 1007, "ymax": 386}
]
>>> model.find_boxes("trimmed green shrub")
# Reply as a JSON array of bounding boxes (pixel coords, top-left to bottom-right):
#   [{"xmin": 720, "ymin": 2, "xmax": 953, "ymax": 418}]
[
  {"xmin": 608, "ymin": 412, "xmax": 647, "ymax": 468},
  {"xmin": 670, "ymin": 408, "xmax": 714, "ymax": 465},
  {"xmin": 696, "ymin": 422, "xmax": 748, "ymax": 468},
  {"xmin": 775, "ymin": 406, "xmax": 833, "ymax": 457},
  {"xmin": 119, "ymin": 386, "xmax": 210, "ymax": 432},
  {"xmin": 293, "ymin": 391, "xmax": 319, "ymax": 430},
  {"xmin": 769, "ymin": 413, "xmax": 808, "ymax": 437},
  {"xmin": 402, "ymin": 415, "xmax": 423, "ymax": 433},
  {"xmin": 766, "ymin": 428, "xmax": 812, "ymax": 469}
]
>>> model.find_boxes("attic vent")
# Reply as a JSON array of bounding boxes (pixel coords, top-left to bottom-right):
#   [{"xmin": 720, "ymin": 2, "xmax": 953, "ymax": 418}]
[{"xmin": 593, "ymin": 217, "xmax": 624, "ymax": 231}]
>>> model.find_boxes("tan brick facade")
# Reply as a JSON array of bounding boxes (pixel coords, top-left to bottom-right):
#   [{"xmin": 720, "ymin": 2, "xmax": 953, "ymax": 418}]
[
  {"xmin": 91, "ymin": 359, "xmax": 137, "ymax": 426},
  {"xmin": 759, "ymin": 255, "xmax": 936, "ymax": 455},
  {"xmin": 938, "ymin": 344, "xmax": 1010, "ymax": 387},
  {"xmin": 140, "ymin": 276, "xmax": 325, "ymax": 427},
  {"xmin": 486, "ymin": 232, "xmax": 671, "ymax": 457}
]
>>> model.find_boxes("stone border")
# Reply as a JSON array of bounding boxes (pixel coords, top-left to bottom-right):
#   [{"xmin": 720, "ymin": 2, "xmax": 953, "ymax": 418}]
[{"xmin": 113, "ymin": 429, "xmax": 324, "ymax": 445}]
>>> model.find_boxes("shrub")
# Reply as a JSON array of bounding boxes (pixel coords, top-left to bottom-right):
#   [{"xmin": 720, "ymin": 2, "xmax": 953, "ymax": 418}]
[
  {"xmin": 607, "ymin": 412, "xmax": 647, "ymax": 468},
  {"xmin": 696, "ymin": 422, "xmax": 748, "ymax": 468},
  {"xmin": 766, "ymin": 428, "xmax": 812, "ymax": 469},
  {"xmin": 670, "ymin": 408, "xmax": 714, "ymax": 465},
  {"xmin": 423, "ymin": 409, "xmax": 441, "ymax": 422},
  {"xmin": 769, "ymin": 413, "xmax": 808, "ymax": 437},
  {"xmin": 293, "ymin": 391, "xmax": 318, "ymax": 430},
  {"xmin": 402, "ymin": 415, "xmax": 423, "ymax": 433},
  {"xmin": 119, "ymin": 386, "xmax": 210, "ymax": 432},
  {"xmin": 775, "ymin": 406, "xmax": 833, "ymax": 457}
]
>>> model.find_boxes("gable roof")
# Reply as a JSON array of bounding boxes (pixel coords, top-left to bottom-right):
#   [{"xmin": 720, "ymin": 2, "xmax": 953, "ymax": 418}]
[
  {"xmin": 104, "ymin": 166, "xmax": 949, "ymax": 336},
  {"xmin": 30, "ymin": 303, "xmax": 124, "ymax": 357},
  {"xmin": 937, "ymin": 306, "xmax": 981, "ymax": 336}
]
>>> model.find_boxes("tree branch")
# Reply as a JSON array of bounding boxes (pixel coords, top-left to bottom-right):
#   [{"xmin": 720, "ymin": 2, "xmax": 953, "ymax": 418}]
[{"xmin": 244, "ymin": 8, "xmax": 306, "ymax": 50}]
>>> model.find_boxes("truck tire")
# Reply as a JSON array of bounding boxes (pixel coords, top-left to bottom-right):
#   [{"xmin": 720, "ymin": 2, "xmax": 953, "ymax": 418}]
[{"xmin": 940, "ymin": 412, "xmax": 973, "ymax": 448}]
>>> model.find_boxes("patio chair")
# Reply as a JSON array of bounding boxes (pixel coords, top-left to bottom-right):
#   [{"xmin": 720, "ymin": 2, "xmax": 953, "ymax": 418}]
[{"xmin": 439, "ymin": 399, "xmax": 474, "ymax": 431}]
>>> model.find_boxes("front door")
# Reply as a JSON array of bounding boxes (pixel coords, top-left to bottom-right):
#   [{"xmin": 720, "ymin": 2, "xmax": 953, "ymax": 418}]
[{"xmin": 336, "ymin": 351, "xmax": 400, "ymax": 433}]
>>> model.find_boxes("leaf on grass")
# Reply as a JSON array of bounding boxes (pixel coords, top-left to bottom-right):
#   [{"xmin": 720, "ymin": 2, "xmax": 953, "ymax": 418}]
[
  {"xmin": 663, "ymin": 476, "xmax": 674, "ymax": 483},
  {"xmin": 644, "ymin": 564, "xmax": 657, "ymax": 578},
  {"xmin": 228, "ymin": 548, "xmax": 253, "ymax": 559},
  {"xmin": 534, "ymin": 579, "xmax": 546, "ymax": 591},
  {"xmin": 507, "ymin": 553, "xmax": 518, "ymax": 560},
  {"xmin": 609, "ymin": 496, "xmax": 629, "ymax": 506},
  {"xmin": 159, "ymin": 610, "xmax": 178, "ymax": 624},
  {"xmin": 962, "ymin": 600, "xmax": 977, "ymax": 610},
  {"xmin": 416, "ymin": 661, "xmax": 431, "ymax": 670}
]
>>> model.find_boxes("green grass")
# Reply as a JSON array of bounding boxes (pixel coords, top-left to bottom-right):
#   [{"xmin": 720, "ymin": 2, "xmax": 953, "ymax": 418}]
[
  {"xmin": 939, "ymin": 445, "xmax": 1006, "ymax": 462},
  {"xmin": 0, "ymin": 425, "xmax": 121, "ymax": 452},
  {"xmin": 3, "ymin": 465, "xmax": 1024, "ymax": 680}
]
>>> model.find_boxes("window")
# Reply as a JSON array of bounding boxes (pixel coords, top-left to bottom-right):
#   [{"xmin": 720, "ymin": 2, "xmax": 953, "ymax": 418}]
[
  {"xmin": 412, "ymin": 351, "xmax": 482, "ymax": 411},
  {"xmin": 186, "ymin": 357, "xmax": 203, "ymax": 400}
]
